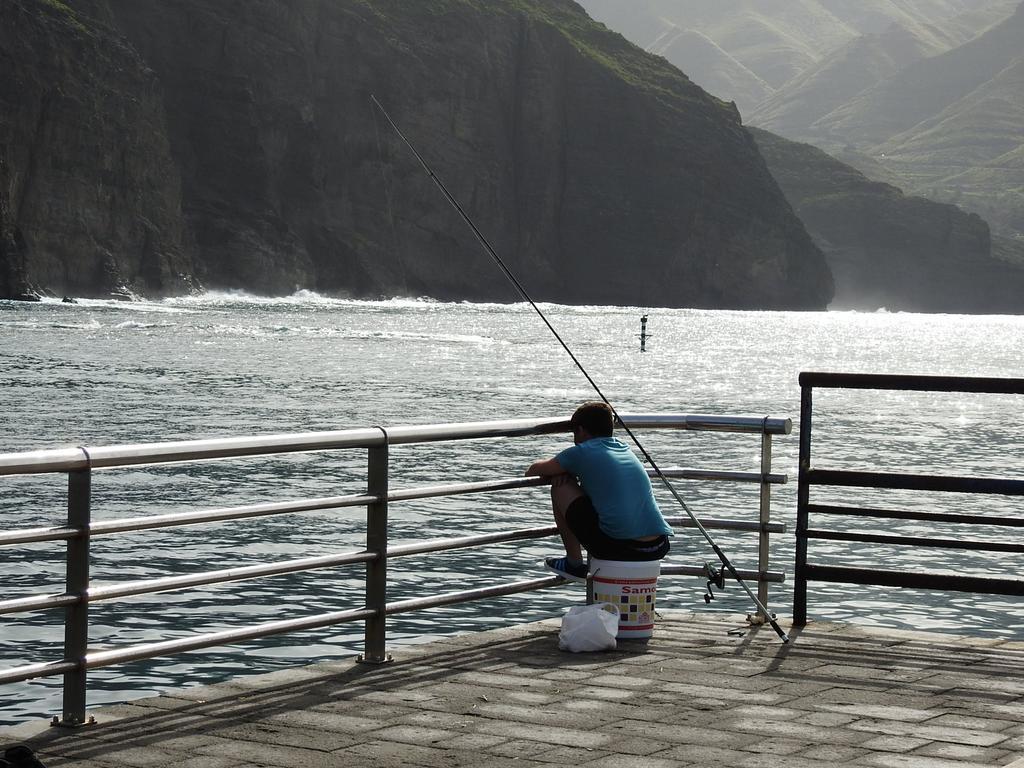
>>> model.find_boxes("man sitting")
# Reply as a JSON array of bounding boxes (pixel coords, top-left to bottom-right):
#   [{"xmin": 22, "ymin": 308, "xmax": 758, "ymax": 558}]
[{"xmin": 525, "ymin": 401, "xmax": 672, "ymax": 581}]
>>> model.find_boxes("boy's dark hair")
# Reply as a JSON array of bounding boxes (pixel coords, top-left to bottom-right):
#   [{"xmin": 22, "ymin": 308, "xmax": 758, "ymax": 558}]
[{"xmin": 570, "ymin": 401, "xmax": 614, "ymax": 438}]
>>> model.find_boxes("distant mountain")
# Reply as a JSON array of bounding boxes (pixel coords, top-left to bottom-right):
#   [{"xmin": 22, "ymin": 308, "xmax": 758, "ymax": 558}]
[
  {"xmin": 811, "ymin": 2, "xmax": 1024, "ymax": 145},
  {"xmin": 891, "ymin": 56, "xmax": 1024, "ymax": 237},
  {"xmin": 577, "ymin": 0, "xmax": 1014, "ymax": 114},
  {"xmin": 580, "ymin": 0, "xmax": 1024, "ymax": 243},
  {"xmin": 750, "ymin": 127, "xmax": 1024, "ymax": 312},
  {"xmin": 808, "ymin": 3, "xmax": 1024, "ymax": 237},
  {"xmin": 816, "ymin": 0, "xmax": 1011, "ymax": 35},
  {"xmin": 579, "ymin": 0, "xmax": 856, "ymax": 113},
  {"xmin": 749, "ymin": 22, "xmax": 943, "ymax": 137}
]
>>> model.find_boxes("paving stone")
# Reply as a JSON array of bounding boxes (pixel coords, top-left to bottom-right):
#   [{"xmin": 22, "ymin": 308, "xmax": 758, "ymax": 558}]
[
  {"xmin": 735, "ymin": 735, "xmax": 810, "ymax": 755},
  {"xmin": 264, "ymin": 708, "xmax": 385, "ymax": 734},
  {"xmin": 738, "ymin": 756, "xmax": 841, "ymax": 768},
  {"xmin": 659, "ymin": 681, "xmax": 783, "ymax": 703},
  {"xmin": 587, "ymin": 674, "xmax": 656, "ymax": 689},
  {"xmin": 195, "ymin": 739, "xmax": 345, "ymax": 768},
  {"xmin": 473, "ymin": 701, "xmax": 609, "ymax": 729},
  {"xmin": 530, "ymin": 744, "xmax": 612, "ymax": 764},
  {"xmin": 590, "ymin": 735, "xmax": 671, "ymax": 756},
  {"xmin": 990, "ymin": 703, "xmax": 1024, "ymax": 722},
  {"xmin": 654, "ymin": 743, "xmax": 754, "ymax": 765},
  {"xmin": 472, "ymin": 719, "xmax": 612, "ymax": 749},
  {"xmin": 394, "ymin": 710, "xmax": 478, "ymax": 730},
  {"xmin": 727, "ymin": 716, "xmax": 866, "ymax": 745},
  {"xmin": 799, "ymin": 743, "xmax": 870, "ymax": 762},
  {"xmin": 360, "ymin": 723, "xmax": 463, "ymax": 746},
  {"xmin": 861, "ymin": 735, "xmax": 933, "ymax": 753},
  {"xmin": 442, "ymin": 732, "xmax": 508, "ymax": 750},
  {"xmin": 207, "ymin": 722, "xmax": 355, "ymax": 752},
  {"xmin": 484, "ymin": 738, "xmax": 572, "ymax": 759},
  {"xmin": 849, "ymin": 718, "xmax": 1012, "ymax": 747},
  {"xmin": 927, "ymin": 712, "xmax": 1018, "ymax": 731},
  {"xmin": 52, "ymin": 745, "xmax": 190, "ymax": 768},
  {"xmin": 861, "ymin": 753, "xmax": 998, "ymax": 768},
  {"xmin": 818, "ymin": 703, "xmax": 936, "ymax": 722},
  {"xmin": 1003, "ymin": 735, "xmax": 1024, "ymax": 751},
  {"xmin": 581, "ymin": 754, "xmax": 681, "ymax": 768},
  {"xmin": 726, "ymin": 703, "xmax": 806, "ymax": 721},
  {"xmin": 159, "ymin": 757, "xmax": 244, "ymax": 768},
  {"xmin": 572, "ymin": 684, "xmax": 638, "ymax": 701},
  {"xmin": 794, "ymin": 711, "xmax": 859, "ymax": 727},
  {"xmin": 343, "ymin": 739, "xmax": 469, "ymax": 766},
  {"xmin": 913, "ymin": 741, "xmax": 1015, "ymax": 763},
  {"xmin": 598, "ymin": 719, "xmax": 758, "ymax": 749}
]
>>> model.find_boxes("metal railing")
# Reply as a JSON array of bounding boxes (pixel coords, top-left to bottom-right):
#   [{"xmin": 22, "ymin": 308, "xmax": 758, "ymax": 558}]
[
  {"xmin": 0, "ymin": 413, "xmax": 790, "ymax": 726},
  {"xmin": 794, "ymin": 373, "xmax": 1024, "ymax": 625}
]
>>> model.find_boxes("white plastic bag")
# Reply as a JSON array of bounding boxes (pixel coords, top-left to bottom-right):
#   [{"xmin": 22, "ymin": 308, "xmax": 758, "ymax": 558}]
[{"xmin": 558, "ymin": 602, "xmax": 619, "ymax": 652}]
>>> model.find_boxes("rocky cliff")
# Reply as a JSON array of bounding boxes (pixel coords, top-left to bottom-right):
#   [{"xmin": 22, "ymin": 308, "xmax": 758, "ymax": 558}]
[
  {"xmin": 1, "ymin": 0, "xmax": 833, "ymax": 309},
  {"xmin": 750, "ymin": 127, "xmax": 1024, "ymax": 313},
  {"xmin": 0, "ymin": 0, "xmax": 194, "ymax": 299}
]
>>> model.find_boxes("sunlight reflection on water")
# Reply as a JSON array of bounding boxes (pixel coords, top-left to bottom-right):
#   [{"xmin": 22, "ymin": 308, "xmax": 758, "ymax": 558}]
[{"xmin": 1, "ymin": 295, "xmax": 1022, "ymax": 724}]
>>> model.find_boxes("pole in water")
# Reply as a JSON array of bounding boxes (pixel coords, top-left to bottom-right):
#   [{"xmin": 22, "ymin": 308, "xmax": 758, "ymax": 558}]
[
  {"xmin": 639, "ymin": 314, "xmax": 650, "ymax": 352},
  {"xmin": 370, "ymin": 94, "xmax": 789, "ymax": 643}
]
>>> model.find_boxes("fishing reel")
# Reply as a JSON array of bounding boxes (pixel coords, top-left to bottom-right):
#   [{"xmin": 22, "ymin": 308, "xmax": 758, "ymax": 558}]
[{"xmin": 703, "ymin": 561, "xmax": 725, "ymax": 604}]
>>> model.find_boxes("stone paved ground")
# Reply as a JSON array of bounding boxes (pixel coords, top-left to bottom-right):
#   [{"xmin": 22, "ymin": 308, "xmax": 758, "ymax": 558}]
[{"xmin": 3, "ymin": 612, "xmax": 1024, "ymax": 767}]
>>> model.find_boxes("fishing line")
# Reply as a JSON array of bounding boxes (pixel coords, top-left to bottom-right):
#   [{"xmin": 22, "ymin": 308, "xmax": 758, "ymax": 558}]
[{"xmin": 370, "ymin": 95, "xmax": 789, "ymax": 643}]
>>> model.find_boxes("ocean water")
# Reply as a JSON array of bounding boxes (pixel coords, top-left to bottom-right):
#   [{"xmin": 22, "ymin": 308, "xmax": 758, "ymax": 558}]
[{"xmin": 1, "ymin": 292, "xmax": 1022, "ymax": 726}]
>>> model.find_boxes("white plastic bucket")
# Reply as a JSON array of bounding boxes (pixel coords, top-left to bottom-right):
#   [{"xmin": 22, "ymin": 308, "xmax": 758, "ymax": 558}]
[{"xmin": 590, "ymin": 558, "xmax": 660, "ymax": 639}]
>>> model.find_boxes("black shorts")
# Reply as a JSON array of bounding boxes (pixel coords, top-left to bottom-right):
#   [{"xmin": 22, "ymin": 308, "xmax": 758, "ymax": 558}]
[{"xmin": 566, "ymin": 496, "xmax": 670, "ymax": 561}]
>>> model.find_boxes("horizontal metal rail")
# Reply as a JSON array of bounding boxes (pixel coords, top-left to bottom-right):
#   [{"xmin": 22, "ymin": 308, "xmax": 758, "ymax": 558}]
[
  {"xmin": 0, "ymin": 468, "xmax": 786, "ymax": 549},
  {"xmin": 0, "ymin": 414, "xmax": 791, "ymax": 477},
  {"xmin": 663, "ymin": 515, "xmax": 785, "ymax": 534},
  {"xmin": 798, "ymin": 372, "xmax": 1024, "ymax": 395},
  {"xmin": 803, "ymin": 565, "xmax": 1024, "ymax": 596},
  {"xmin": 0, "ymin": 576, "xmax": 565, "ymax": 686},
  {"xmin": 794, "ymin": 373, "xmax": 1024, "ymax": 626},
  {"xmin": 0, "ymin": 516, "xmax": 783, "ymax": 617},
  {"xmin": 661, "ymin": 564, "xmax": 785, "ymax": 583},
  {"xmin": 806, "ymin": 504, "xmax": 1024, "ymax": 528},
  {"xmin": 804, "ymin": 529, "xmax": 1024, "ymax": 553},
  {"xmin": 808, "ymin": 469, "xmax": 1024, "ymax": 496},
  {"xmin": 0, "ymin": 412, "xmax": 790, "ymax": 724},
  {"xmin": 0, "ymin": 492, "xmax": 379, "ymax": 547}
]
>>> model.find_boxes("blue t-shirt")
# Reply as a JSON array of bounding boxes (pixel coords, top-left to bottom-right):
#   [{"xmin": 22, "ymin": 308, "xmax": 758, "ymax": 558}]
[{"xmin": 556, "ymin": 437, "xmax": 673, "ymax": 540}]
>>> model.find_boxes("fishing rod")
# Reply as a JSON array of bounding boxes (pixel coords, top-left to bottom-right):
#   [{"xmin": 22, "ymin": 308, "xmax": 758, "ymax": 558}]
[{"xmin": 370, "ymin": 95, "xmax": 789, "ymax": 643}]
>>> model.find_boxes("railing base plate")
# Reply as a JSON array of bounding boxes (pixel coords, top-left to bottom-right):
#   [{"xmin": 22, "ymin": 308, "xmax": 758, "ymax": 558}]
[
  {"xmin": 51, "ymin": 714, "xmax": 96, "ymax": 728},
  {"xmin": 356, "ymin": 653, "xmax": 393, "ymax": 665}
]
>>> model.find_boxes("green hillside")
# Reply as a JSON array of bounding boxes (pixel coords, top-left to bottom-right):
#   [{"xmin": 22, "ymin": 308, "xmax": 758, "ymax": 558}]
[
  {"xmin": 812, "ymin": 4, "xmax": 1024, "ymax": 237},
  {"xmin": 579, "ymin": 1, "xmax": 1024, "ymax": 240},
  {"xmin": 646, "ymin": 27, "xmax": 773, "ymax": 113},
  {"xmin": 749, "ymin": 22, "xmax": 941, "ymax": 134},
  {"xmin": 812, "ymin": 2, "xmax": 1024, "ymax": 144}
]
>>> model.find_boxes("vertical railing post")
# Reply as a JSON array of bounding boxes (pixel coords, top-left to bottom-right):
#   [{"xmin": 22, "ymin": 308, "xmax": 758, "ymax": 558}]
[
  {"xmin": 61, "ymin": 466, "xmax": 91, "ymax": 726},
  {"xmin": 794, "ymin": 381, "xmax": 813, "ymax": 626},
  {"xmin": 360, "ymin": 431, "xmax": 391, "ymax": 663},
  {"xmin": 755, "ymin": 423, "xmax": 773, "ymax": 621}
]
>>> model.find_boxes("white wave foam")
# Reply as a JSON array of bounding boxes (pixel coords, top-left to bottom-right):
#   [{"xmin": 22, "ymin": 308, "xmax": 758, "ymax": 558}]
[
  {"xmin": 51, "ymin": 318, "xmax": 103, "ymax": 330},
  {"xmin": 162, "ymin": 290, "xmax": 648, "ymax": 315},
  {"xmin": 165, "ymin": 289, "xmax": 445, "ymax": 310},
  {"xmin": 114, "ymin": 320, "xmax": 164, "ymax": 330}
]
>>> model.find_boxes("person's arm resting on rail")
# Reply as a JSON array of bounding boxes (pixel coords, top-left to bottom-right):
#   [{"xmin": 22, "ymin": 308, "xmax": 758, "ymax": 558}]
[{"xmin": 525, "ymin": 458, "xmax": 565, "ymax": 477}]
